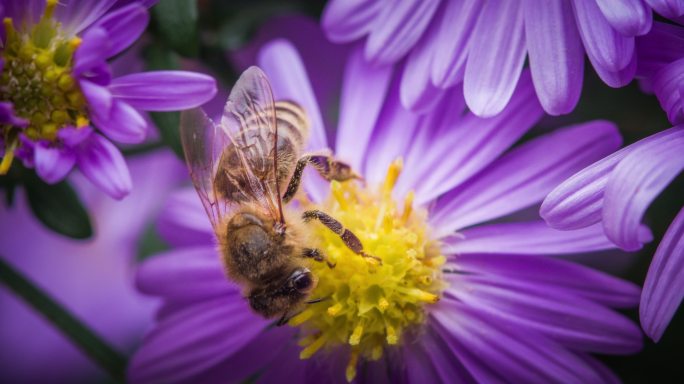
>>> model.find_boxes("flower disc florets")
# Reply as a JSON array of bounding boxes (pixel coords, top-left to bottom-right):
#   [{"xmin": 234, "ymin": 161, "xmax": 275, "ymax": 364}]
[
  {"xmin": 293, "ymin": 159, "xmax": 445, "ymax": 381},
  {"xmin": 0, "ymin": 0, "xmax": 87, "ymax": 173}
]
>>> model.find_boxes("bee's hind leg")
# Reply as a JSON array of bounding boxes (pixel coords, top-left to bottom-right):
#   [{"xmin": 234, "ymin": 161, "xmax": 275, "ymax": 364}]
[
  {"xmin": 302, "ymin": 248, "xmax": 336, "ymax": 268},
  {"xmin": 302, "ymin": 210, "xmax": 382, "ymax": 265},
  {"xmin": 282, "ymin": 154, "xmax": 361, "ymax": 203}
]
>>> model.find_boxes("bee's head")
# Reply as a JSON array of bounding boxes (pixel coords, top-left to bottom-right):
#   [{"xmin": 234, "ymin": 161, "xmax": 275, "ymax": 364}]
[{"xmin": 248, "ymin": 267, "xmax": 316, "ymax": 319}]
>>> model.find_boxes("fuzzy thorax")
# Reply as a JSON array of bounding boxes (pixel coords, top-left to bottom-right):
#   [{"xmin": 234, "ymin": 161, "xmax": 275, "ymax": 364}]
[
  {"xmin": 294, "ymin": 159, "xmax": 445, "ymax": 382},
  {"xmin": 1, "ymin": 0, "xmax": 88, "ymax": 173}
]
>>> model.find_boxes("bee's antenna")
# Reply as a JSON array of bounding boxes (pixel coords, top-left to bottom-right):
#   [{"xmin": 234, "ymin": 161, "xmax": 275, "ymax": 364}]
[{"xmin": 306, "ymin": 296, "xmax": 330, "ymax": 305}]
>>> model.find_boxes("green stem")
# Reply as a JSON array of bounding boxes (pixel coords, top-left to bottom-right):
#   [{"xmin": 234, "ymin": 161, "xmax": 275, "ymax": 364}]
[{"xmin": 0, "ymin": 257, "xmax": 127, "ymax": 382}]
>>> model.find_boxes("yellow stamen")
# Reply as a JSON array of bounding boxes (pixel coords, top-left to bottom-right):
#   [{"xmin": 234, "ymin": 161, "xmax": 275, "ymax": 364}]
[
  {"xmin": 288, "ymin": 308, "xmax": 314, "ymax": 327},
  {"xmin": 0, "ymin": 147, "xmax": 16, "ymax": 175},
  {"xmin": 346, "ymin": 349, "xmax": 360, "ymax": 383},
  {"xmin": 386, "ymin": 325, "xmax": 398, "ymax": 345},
  {"xmin": 382, "ymin": 158, "xmax": 403, "ymax": 194},
  {"xmin": 300, "ymin": 333, "xmax": 327, "ymax": 360},
  {"xmin": 402, "ymin": 191, "xmax": 414, "ymax": 223},
  {"xmin": 327, "ymin": 303, "xmax": 343, "ymax": 316},
  {"xmin": 349, "ymin": 325, "xmax": 364, "ymax": 346}
]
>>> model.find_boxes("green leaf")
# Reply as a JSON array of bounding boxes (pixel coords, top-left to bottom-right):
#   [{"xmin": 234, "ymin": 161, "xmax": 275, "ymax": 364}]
[
  {"xmin": 152, "ymin": 0, "xmax": 199, "ymax": 57},
  {"xmin": 143, "ymin": 43, "xmax": 179, "ymax": 71},
  {"xmin": 24, "ymin": 176, "xmax": 93, "ymax": 239},
  {"xmin": 150, "ymin": 111, "xmax": 183, "ymax": 158}
]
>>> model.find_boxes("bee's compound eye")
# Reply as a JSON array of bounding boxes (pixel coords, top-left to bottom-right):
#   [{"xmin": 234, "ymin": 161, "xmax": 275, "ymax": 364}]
[{"xmin": 291, "ymin": 269, "xmax": 314, "ymax": 293}]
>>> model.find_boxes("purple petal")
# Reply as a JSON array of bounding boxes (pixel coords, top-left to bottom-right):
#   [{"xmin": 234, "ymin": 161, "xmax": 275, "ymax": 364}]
[
  {"xmin": 110, "ymin": 71, "xmax": 217, "ymax": 111},
  {"xmin": 55, "ymin": 0, "xmax": 117, "ymax": 34},
  {"xmin": 157, "ymin": 189, "xmax": 214, "ymax": 248},
  {"xmin": 335, "ymin": 45, "xmax": 393, "ymax": 170},
  {"xmin": 400, "ymin": 8, "xmax": 446, "ymax": 113},
  {"xmin": 524, "ymin": 0, "xmax": 585, "ymax": 115},
  {"xmin": 580, "ymin": 355, "xmax": 622, "ymax": 384},
  {"xmin": 596, "ymin": 0, "xmax": 652, "ymax": 36},
  {"xmin": 640, "ymin": 206, "xmax": 684, "ymax": 341},
  {"xmin": 400, "ymin": 70, "xmax": 543, "ymax": 204},
  {"xmin": 93, "ymin": 100, "xmax": 147, "ymax": 144},
  {"xmin": 75, "ymin": 134, "xmax": 132, "ymax": 199},
  {"xmin": 431, "ymin": 0, "xmax": 484, "ymax": 88},
  {"xmin": 362, "ymin": 76, "xmax": 420, "ymax": 184},
  {"xmin": 635, "ymin": 21, "xmax": 684, "ymax": 79},
  {"xmin": 128, "ymin": 298, "xmax": 267, "ymax": 384},
  {"xmin": 88, "ymin": 4, "xmax": 148, "ymax": 58},
  {"xmin": 464, "ymin": 0, "xmax": 527, "ymax": 117},
  {"xmin": 431, "ymin": 301, "xmax": 606, "ymax": 383},
  {"xmin": 80, "ymin": 80, "xmax": 113, "ymax": 119},
  {"xmin": 592, "ymin": 49, "xmax": 637, "ymax": 88},
  {"xmin": 34, "ymin": 143, "xmax": 76, "ymax": 184},
  {"xmin": 573, "ymin": 0, "xmax": 635, "ymax": 73},
  {"xmin": 57, "ymin": 126, "xmax": 94, "ymax": 147},
  {"xmin": 321, "ymin": 0, "xmax": 381, "ymax": 43},
  {"xmin": 73, "ymin": 27, "xmax": 110, "ymax": 78},
  {"xmin": 602, "ymin": 126, "xmax": 684, "ymax": 250},
  {"xmin": 364, "ymin": 0, "xmax": 440, "ymax": 65},
  {"xmin": 136, "ymin": 246, "xmax": 232, "ymax": 302},
  {"xmin": 2, "ymin": 0, "xmax": 44, "ymax": 25},
  {"xmin": 402, "ymin": 331, "xmax": 473, "ymax": 384},
  {"xmin": 652, "ymin": 58, "xmax": 684, "ymax": 124},
  {"xmin": 444, "ymin": 221, "xmax": 616, "ymax": 255},
  {"xmin": 455, "ymin": 253, "xmax": 641, "ymax": 307},
  {"xmin": 430, "ymin": 120, "xmax": 622, "ymax": 237},
  {"xmin": 449, "ymin": 275, "xmax": 643, "ymax": 354},
  {"xmin": 541, "ymin": 126, "xmax": 683, "ymax": 230},
  {"xmin": 645, "ymin": 0, "xmax": 684, "ymax": 18},
  {"xmin": 0, "ymin": 102, "xmax": 29, "ymax": 127}
]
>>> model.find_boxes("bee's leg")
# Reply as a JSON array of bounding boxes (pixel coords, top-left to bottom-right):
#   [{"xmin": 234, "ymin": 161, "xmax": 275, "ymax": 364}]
[
  {"xmin": 283, "ymin": 155, "xmax": 360, "ymax": 203},
  {"xmin": 302, "ymin": 210, "xmax": 382, "ymax": 265},
  {"xmin": 276, "ymin": 312, "xmax": 290, "ymax": 326},
  {"xmin": 302, "ymin": 248, "xmax": 336, "ymax": 268}
]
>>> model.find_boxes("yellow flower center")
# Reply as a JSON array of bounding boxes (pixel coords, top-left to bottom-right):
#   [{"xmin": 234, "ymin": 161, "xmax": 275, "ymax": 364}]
[
  {"xmin": 0, "ymin": 0, "xmax": 88, "ymax": 173},
  {"xmin": 293, "ymin": 159, "xmax": 446, "ymax": 382}
]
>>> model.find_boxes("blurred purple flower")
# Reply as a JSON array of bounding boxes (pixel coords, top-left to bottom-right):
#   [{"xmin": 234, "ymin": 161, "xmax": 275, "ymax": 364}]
[
  {"xmin": 0, "ymin": 149, "xmax": 186, "ymax": 382},
  {"xmin": 128, "ymin": 30, "xmax": 643, "ymax": 382},
  {"xmin": 0, "ymin": 0, "xmax": 216, "ymax": 198},
  {"xmin": 322, "ymin": 0, "xmax": 683, "ymax": 117}
]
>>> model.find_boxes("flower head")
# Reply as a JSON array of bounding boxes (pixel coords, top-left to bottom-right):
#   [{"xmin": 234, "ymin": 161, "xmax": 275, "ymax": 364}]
[
  {"xmin": 0, "ymin": 0, "xmax": 217, "ymax": 198},
  {"xmin": 322, "ymin": 0, "xmax": 682, "ymax": 117},
  {"xmin": 129, "ymin": 19, "xmax": 643, "ymax": 383}
]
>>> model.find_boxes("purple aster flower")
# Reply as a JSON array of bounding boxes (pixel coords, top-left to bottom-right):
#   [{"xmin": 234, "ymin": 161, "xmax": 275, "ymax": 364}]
[
  {"xmin": 0, "ymin": 0, "xmax": 217, "ymax": 198},
  {"xmin": 322, "ymin": 0, "xmax": 683, "ymax": 117},
  {"xmin": 0, "ymin": 149, "xmax": 186, "ymax": 382},
  {"xmin": 128, "ymin": 30, "xmax": 643, "ymax": 382}
]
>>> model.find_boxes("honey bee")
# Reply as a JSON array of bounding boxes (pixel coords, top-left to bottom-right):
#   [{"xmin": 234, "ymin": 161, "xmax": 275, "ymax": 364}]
[{"xmin": 180, "ymin": 66, "xmax": 378, "ymax": 324}]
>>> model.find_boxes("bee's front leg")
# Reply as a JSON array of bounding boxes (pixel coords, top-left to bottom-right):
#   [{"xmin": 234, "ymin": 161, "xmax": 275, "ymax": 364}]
[{"xmin": 302, "ymin": 247, "xmax": 336, "ymax": 269}]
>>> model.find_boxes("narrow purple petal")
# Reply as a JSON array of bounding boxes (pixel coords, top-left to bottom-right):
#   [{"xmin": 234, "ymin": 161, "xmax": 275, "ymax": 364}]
[
  {"xmin": 136, "ymin": 246, "xmax": 232, "ymax": 302},
  {"xmin": 2, "ymin": 0, "xmax": 44, "ymax": 25},
  {"xmin": 364, "ymin": 0, "xmax": 440, "ymax": 65},
  {"xmin": 93, "ymin": 100, "xmax": 147, "ymax": 144},
  {"xmin": 524, "ymin": 0, "xmax": 585, "ymax": 115},
  {"xmin": 403, "ymin": 330, "xmax": 473, "ymax": 383},
  {"xmin": 454, "ymin": 253, "xmax": 641, "ymax": 307},
  {"xmin": 645, "ymin": 0, "xmax": 684, "ymax": 18},
  {"xmin": 55, "ymin": 0, "xmax": 117, "ymax": 35},
  {"xmin": 110, "ymin": 71, "xmax": 218, "ymax": 111},
  {"xmin": 580, "ymin": 355, "xmax": 622, "ymax": 384},
  {"xmin": 603, "ymin": 126, "xmax": 684, "ymax": 250},
  {"xmin": 573, "ymin": 0, "xmax": 635, "ymax": 73},
  {"xmin": 321, "ymin": 0, "xmax": 381, "ymax": 43},
  {"xmin": 0, "ymin": 102, "xmax": 29, "ymax": 127},
  {"xmin": 430, "ymin": 120, "xmax": 622, "ymax": 236},
  {"xmin": 362, "ymin": 77, "xmax": 420, "ymax": 184},
  {"xmin": 652, "ymin": 58, "xmax": 684, "ymax": 124},
  {"xmin": 400, "ymin": 70, "xmax": 543, "ymax": 204},
  {"xmin": 431, "ymin": 301, "xmax": 605, "ymax": 383},
  {"xmin": 34, "ymin": 143, "xmax": 76, "ymax": 184},
  {"xmin": 128, "ymin": 298, "xmax": 267, "ymax": 384},
  {"xmin": 464, "ymin": 0, "xmax": 526, "ymax": 117},
  {"xmin": 400, "ymin": 8, "xmax": 446, "ymax": 113},
  {"xmin": 335, "ymin": 45, "xmax": 393, "ymax": 170},
  {"xmin": 450, "ymin": 275, "xmax": 643, "ymax": 353},
  {"xmin": 57, "ymin": 126, "xmax": 93, "ymax": 147},
  {"xmin": 592, "ymin": 49, "xmax": 637, "ymax": 88},
  {"xmin": 640, "ymin": 206, "xmax": 684, "ymax": 341},
  {"xmin": 79, "ymin": 80, "xmax": 113, "ymax": 119},
  {"xmin": 635, "ymin": 22, "xmax": 684, "ymax": 79},
  {"xmin": 75, "ymin": 134, "xmax": 132, "ymax": 199},
  {"xmin": 541, "ymin": 125, "xmax": 682, "ymax": 230},
  {"xmin": 596, "ymin": 0, "xmax": 652, "ymax": 36},
  {"xmin": 73, "ymin": 27, "xmax": 110, "ymax": 77},
  {"xmin": 431, "ymin": 0, "xmax": 483, "ymax": 88},
  {"xmin": 88, "ymin": 4, "xmax": 148, "ymax": 58},
  {"xmin": 157, "ymin": 189, "xmax": 214, "ymax": 248},
  {"xmin": 444, "ymin": 221, "xmax": 616, "ymax": 255}
]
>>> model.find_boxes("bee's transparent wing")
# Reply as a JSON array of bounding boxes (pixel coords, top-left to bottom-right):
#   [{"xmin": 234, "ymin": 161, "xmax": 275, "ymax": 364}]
[
  {"xmin": 220, "ymin": 66, "xmax": 283, "ymax": 222},
  {"xmin": 180, "ymin": 108, "xmax": 233, "ymax": 230}
]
